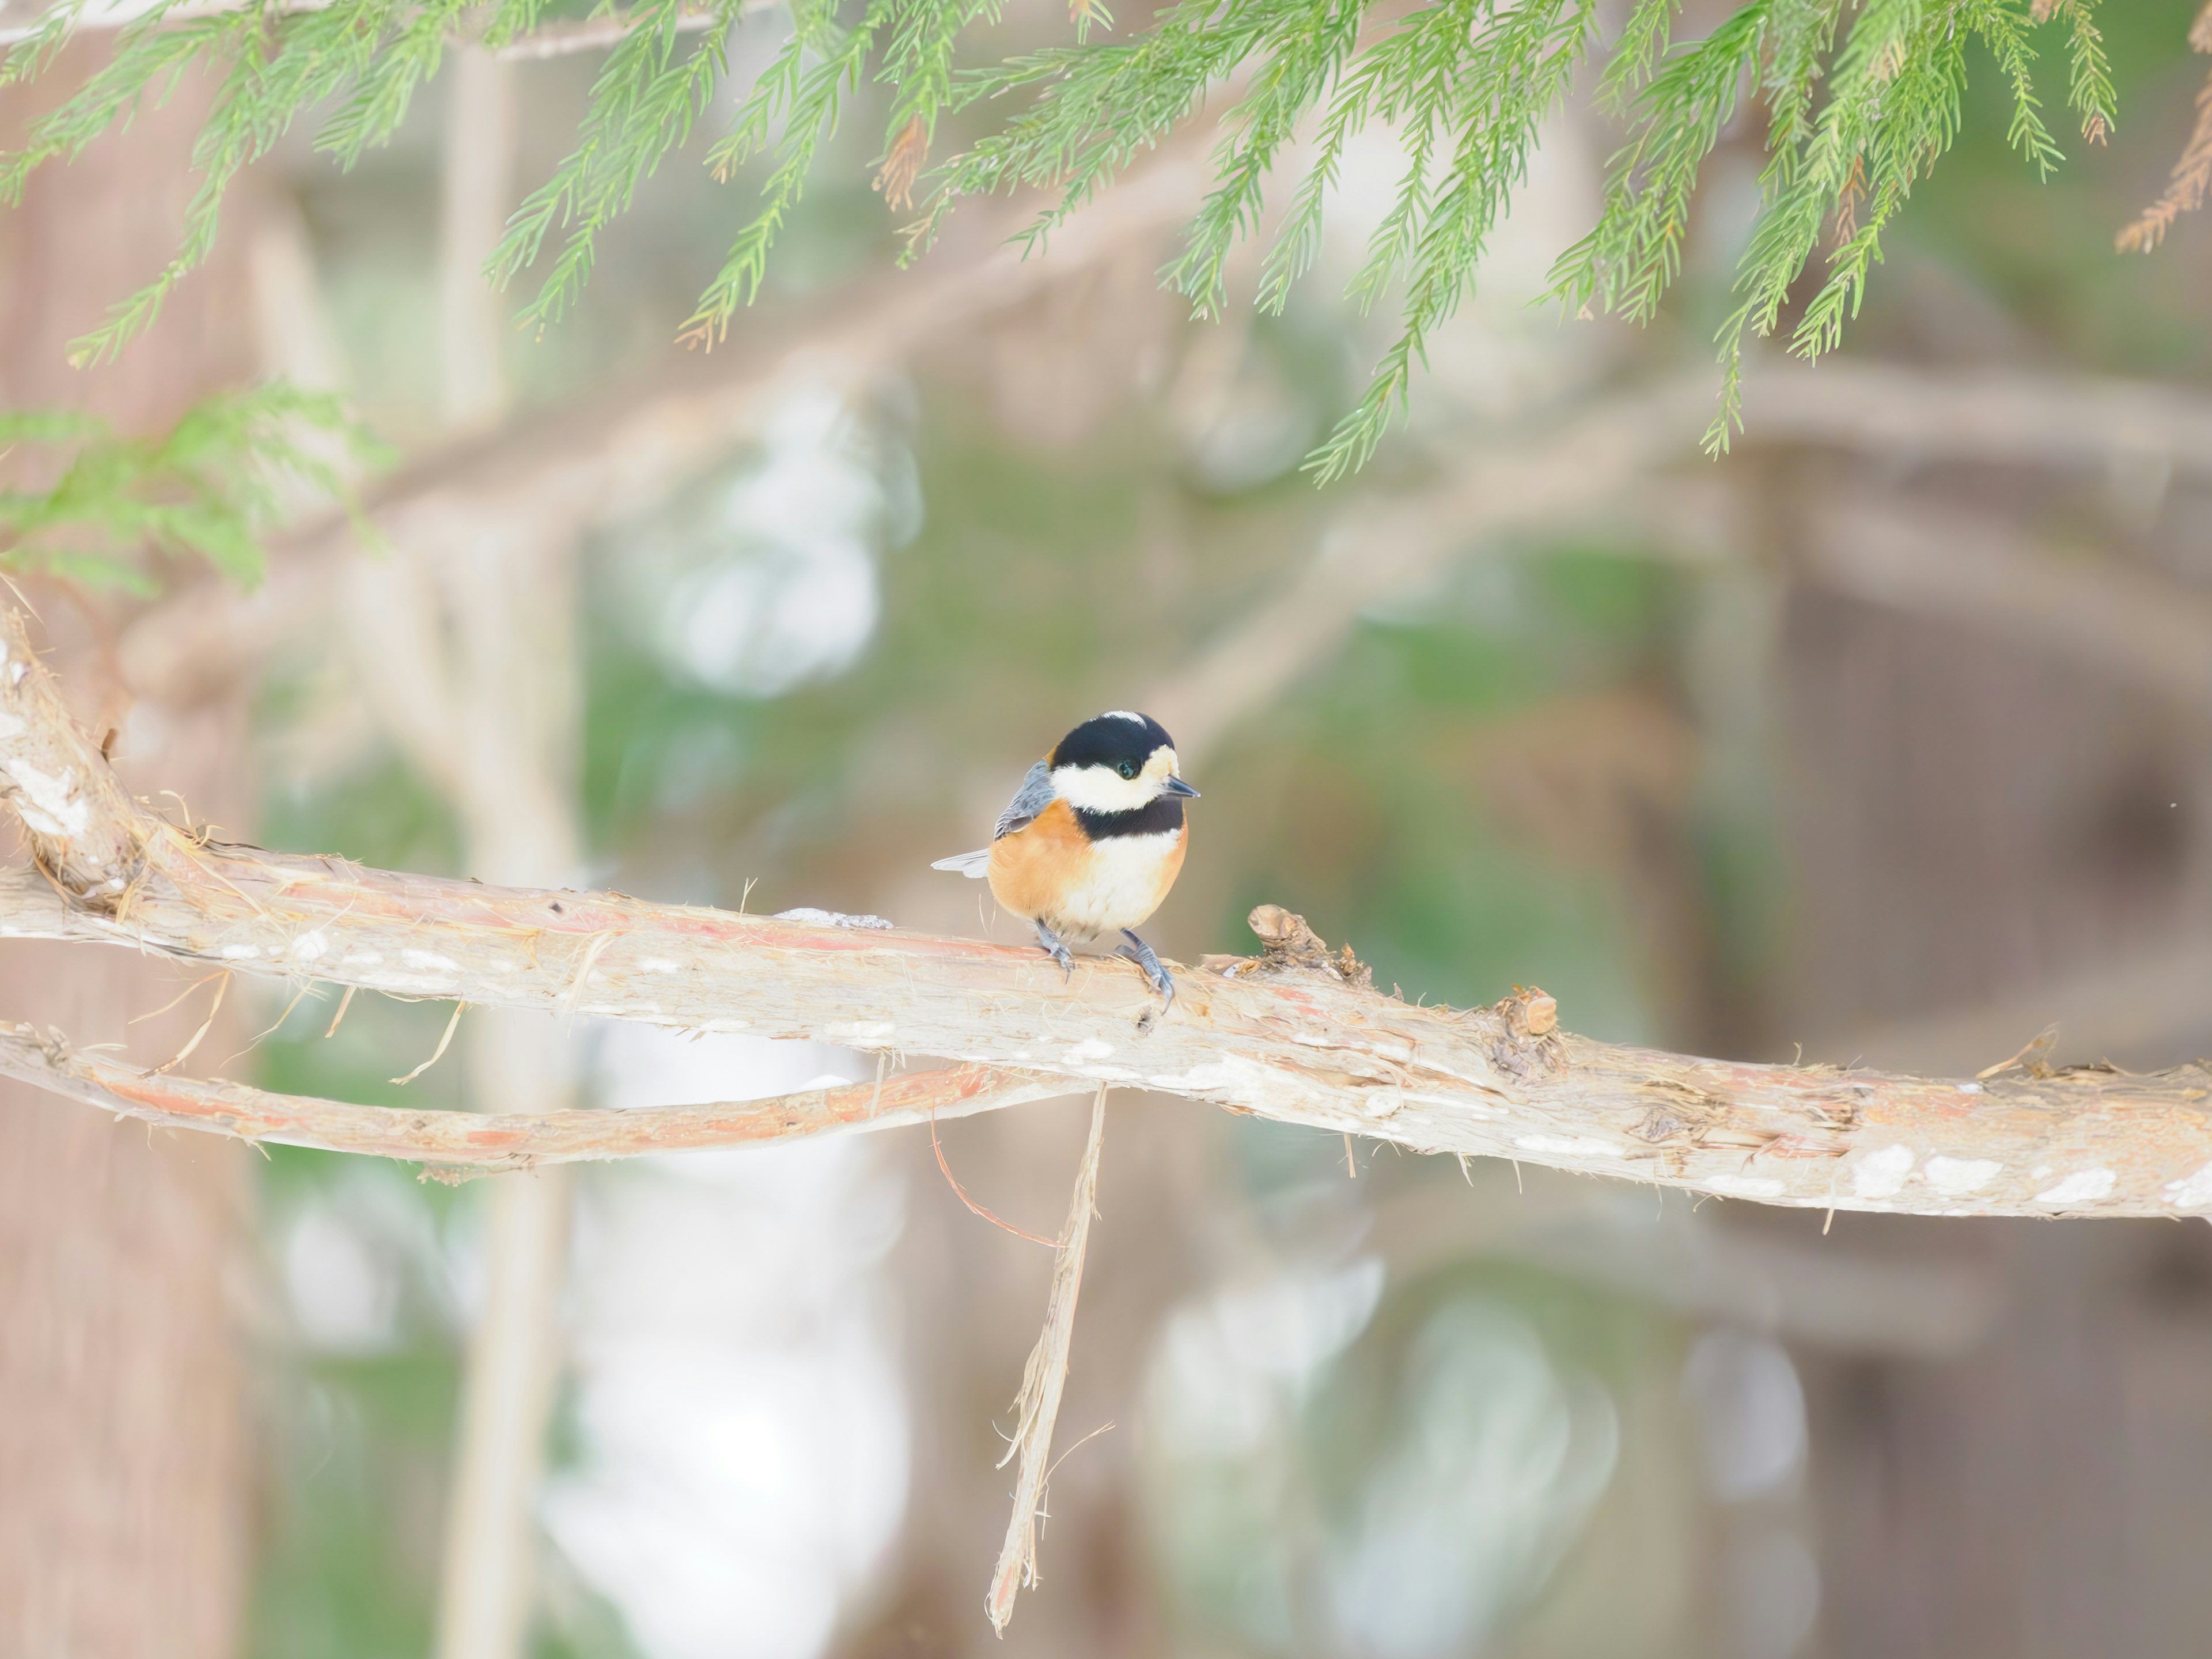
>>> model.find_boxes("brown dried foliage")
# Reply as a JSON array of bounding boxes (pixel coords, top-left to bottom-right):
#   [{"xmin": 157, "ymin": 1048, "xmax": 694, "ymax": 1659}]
[
  {"xmin": 2119, "ymin": 10, "xmax": 2212, "ymax": 252},
  {"xmin": 873, "ymin": 115, "xmax": 929, "ymax": 212}
]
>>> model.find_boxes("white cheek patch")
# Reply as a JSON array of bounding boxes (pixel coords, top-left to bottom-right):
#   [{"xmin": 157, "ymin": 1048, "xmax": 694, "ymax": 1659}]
[{"xmin": 1053, "ymin": 764, "xmax": 1157, "ymax": 812}]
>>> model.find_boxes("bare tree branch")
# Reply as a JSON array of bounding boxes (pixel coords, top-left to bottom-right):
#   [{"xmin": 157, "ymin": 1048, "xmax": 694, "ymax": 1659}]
[
  {"xmin": 5, "ymin": 610, "xmax": 2212, "ymax": 1221},
  {"xmin": 1800, "ymin": 500, "xmax": 2212, "ymax": 714},
  {"xmin": 119, "ymin": 156, "xmax": 1212, "ymax": 709},
  {"xmin": 0, "ymin": 623, "xmax": 151, "ymax": 897},
  {"xmin": 1153, "ymin": 357, "xmax": 2212, "ymax": 771},
  {"xmin": 1737, "ymin": 359, "xmax": 2212, "ymax": 478},
  {"xmin": 0, "ymin": 1024, "xmax": 1060, "ymax": 1169},
  {"xmin": 1152, "ymin": 376, "xmax": 1713, "ymax": 767},
  {"xmin": 0, "ymin": 0, "xmax": 753, "ymax": 56}
]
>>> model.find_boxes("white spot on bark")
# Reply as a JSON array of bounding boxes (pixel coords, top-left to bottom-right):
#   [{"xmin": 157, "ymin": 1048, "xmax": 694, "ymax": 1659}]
[
  {"xmin": 366, "ymin": 973, "xmax": 470, "ymax": 994},
  {"xmin": 1146, "ymin": 1054, "xmax": 1275, "ymax": 1096},
  {"xmin": 219, "ymin": 944, "xmax": 261, "ymax": 959},
  {"xmin": 2164, "ymin": 1162, "xmax": 2212, "ymax": 1209},
  {"xmin": 1706, "ymin": 1175, "xmax": 1786, "ymax": 1198},
  {"xmin": 1956, "ymin": 1081, "xmax": 1983, "ymax": 1094},
  {"xmin": 1925, "ymin": 1156, "xmax": 2002, "ymax": 1196},
  {"xmin": 2034, "ymin": 1168, "xmax": 2115, "ymax": 1205},
  {"xmin": 1853, "ymin": 1143, "xmax": 1916, "ymax": 1199},
  {"xmin": 1066, "ymin": 1039, "xmax": 1114, "ymax": 1061},
  {"xmin": 1398, "ymin": 1092, "xmax": 1497, "ymax": 1117},
  {"xmin": 4, "ymin": 762, "xmax": 87, "ymax": 838},
  {"xmin": 290, "ymin": 931, "xmax": 328, "ymax": 961},
  {"xmin": 637, "ymin": 957, "xmax": 680, "ymax": 973},
  {"xmin": 402, "ymin": 949, "xmax": 460, "ymax": 973},
  {"xmin": 2031, "ymin": 1164, "xmax": 2054, "ymax": 1180},
  {"xmin": 1514, "ymin": 1134, "xmax": 1622, "ymax": 1158}
]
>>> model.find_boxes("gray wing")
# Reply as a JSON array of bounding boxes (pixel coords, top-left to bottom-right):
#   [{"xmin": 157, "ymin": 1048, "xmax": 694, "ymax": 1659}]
[{"xmin": 993, "ymin": 761, "xmax": 1056, "ymax": 840}]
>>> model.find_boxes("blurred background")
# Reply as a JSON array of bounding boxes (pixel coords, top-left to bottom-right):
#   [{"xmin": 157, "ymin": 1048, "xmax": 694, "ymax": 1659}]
[{"xmin": 4, "ymin": 0, "xmax": 2212, "ymax": 1654}]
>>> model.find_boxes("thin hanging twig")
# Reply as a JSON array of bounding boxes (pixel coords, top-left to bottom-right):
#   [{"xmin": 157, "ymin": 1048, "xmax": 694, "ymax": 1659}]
[
  {"xmin": 391, "ymin": 1000, "xmax": 466, "ymax": 1085},
  {"xmin": 986, "ymin": 1085, "xmax": 1109, "ymax": 1635},
  {"xmin": 151, "ymin": 971, "xmax": 229, "ymax": 1075},
  {"xmin": 931, "ymin": 1104, "xmax": 1060, "ymax": 1248}
]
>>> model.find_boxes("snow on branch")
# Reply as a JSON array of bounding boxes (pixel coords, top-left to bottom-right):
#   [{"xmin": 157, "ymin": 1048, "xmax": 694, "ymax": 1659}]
[{"xmin": 0, "ymin": 609, "xmax": 2209, "ymax": 1219}]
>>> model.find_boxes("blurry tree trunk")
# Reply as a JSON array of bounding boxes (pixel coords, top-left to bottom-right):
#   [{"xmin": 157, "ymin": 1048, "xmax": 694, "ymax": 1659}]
[
  {"xmin": 0, "ymin": 40, "xmax": 259, "ymax": 1659},
  {"xmin": 429, "ymin": 524, "xmax": 581, "ymax": 1659},
  {"xmin": 429, "ymin": 55, "xmax": 580, "ymax": 1659},
  {"xmin": 1774, "ymin": 527, "xmax": 2212, "ymax": 1657}
]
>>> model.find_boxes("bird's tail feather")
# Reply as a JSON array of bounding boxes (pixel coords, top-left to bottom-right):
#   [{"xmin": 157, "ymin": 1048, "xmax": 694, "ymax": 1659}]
[{"xmin": 930, "ymin": 850, "xmax": 991, "ymax": 878}]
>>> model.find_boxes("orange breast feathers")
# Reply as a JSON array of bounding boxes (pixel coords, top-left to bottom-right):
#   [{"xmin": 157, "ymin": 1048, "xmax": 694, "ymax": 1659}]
[{"xmin": 987, "ymin": 798, "xmax": 1189, "ymax": 939}]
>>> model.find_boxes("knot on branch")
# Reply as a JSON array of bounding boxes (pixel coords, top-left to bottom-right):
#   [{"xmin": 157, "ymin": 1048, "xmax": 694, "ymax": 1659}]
[
  {"xmin": 1487, "ymin": 984, "xmax": 1563, "ymax": 1080},
  {"xmin": 1204, "ymin": 904, "xmax": 1373, "ymax": 987},
  {"xmin": 1630, "ymin": 1073, "xmax": 1860, "ymax": 1171}
]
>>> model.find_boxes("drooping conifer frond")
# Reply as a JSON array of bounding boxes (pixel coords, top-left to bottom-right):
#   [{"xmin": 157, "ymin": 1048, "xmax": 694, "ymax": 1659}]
[{"xmin": 0, "ymin": 0, "xmax": 2139, "ymax": 475}]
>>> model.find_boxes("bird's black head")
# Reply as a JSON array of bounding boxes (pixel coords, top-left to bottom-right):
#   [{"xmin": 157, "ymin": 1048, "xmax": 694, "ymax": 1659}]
[{"xmin": 1048, "ymin": 711, "xmax": 1199, "ymax": 814}]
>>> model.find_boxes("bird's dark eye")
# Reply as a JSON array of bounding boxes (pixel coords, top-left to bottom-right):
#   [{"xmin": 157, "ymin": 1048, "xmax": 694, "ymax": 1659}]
[{"xmin": 1117, "ymin": 760, "xmax": 1137, "ymax": 779}]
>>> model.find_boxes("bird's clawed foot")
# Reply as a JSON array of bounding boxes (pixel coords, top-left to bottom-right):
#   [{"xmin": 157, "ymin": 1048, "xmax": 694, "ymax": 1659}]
[
  {"xmin": 1034, "ymin": 919, "xmax": 1076, "ymax": 982},
  {"xmin": 1116, "ymin": 929, "xmax": 1175, "ymax": 1010}
]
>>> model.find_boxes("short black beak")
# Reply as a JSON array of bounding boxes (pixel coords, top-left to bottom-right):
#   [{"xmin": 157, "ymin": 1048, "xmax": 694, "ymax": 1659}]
[{"xmin": 1164, "ymin": 776, "xmax": 1199, "ymax": 798}]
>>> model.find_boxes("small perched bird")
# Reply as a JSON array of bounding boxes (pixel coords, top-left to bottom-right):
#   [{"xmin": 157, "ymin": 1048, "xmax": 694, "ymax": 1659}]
[{"xmin": 933, "ymin": 711, "xmax": 1198, "ymax": 1004}]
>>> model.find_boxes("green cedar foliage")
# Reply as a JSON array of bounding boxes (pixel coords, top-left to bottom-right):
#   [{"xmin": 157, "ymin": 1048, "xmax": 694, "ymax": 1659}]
[
  {"xmin": 0, "ymin": 387, "xmax": 380, "ymax": 592},
  {"xmin": 2, "ymin": 0, "xmax": 2119, "ymax": 473}
]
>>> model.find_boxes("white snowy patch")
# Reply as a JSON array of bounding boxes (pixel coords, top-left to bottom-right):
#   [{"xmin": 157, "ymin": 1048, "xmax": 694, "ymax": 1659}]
[
  {"xmin": 1704, "ymin": 1175, "xmax": 1786, "ymax": 1199},
  {"xmin": 2163, "ymin": 1162, "xmax": 2212, "ymax": 1210},
  {"xmin": 2034, "ymin": 1168, "xmax": 2115, "ymax": 1205},
  {"xmin": 4, "ymin": 762, "xmax": 88, "ymax": 838},
  {"xmin": 1923, "ymin": 1156, "xmax": 2002, "ymax": 1196},
  {"xmin": 1852, "ymin": 1143, "xmax": 1916, "ymax": 1200},
  {"xmin": 1514, "ymin": 1135, "xmax": 1622, "ymax": 1158}
]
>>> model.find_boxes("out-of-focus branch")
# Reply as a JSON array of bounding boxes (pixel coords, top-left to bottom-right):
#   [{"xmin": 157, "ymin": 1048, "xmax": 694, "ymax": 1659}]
[
  {"xmin": 1800, "ymin": 499, "xmax": 2212, "ymax": 713},
  {"xmin": 8, "ymin": 611, "xmax": 2212, "ymax": 1219},
  {"xmin": 0, "ymin": 0, "xmax": 748, "ymax": 55},
  {"xmin": 1152, "ymin": 376, "xmax": 1715, "ymax": 766},
  {"xmin": 1372, "ymin": 1171, "xmax": 2001, "ymax": 1359},
  {"xmin": 1157, "ymin": 358, "xmax": 2212, "ymax": 770},
  {"xmin": 492, "ymin": 6, "xmax": 744, "ymax": 60},
  {"xmin": 1835, "ymin": 939, "xmax": 2212, "ymax": 1080},
  {"xmin": 1737, "ymin": 359, "xmax": 2212, "ymax": 478},
  {"xmin": 0, "ymin": 1025, "xmax": 1059, "ymax": 1168},
  {"xmin": 119, "ymin": 156, "xmax": 1212, "ymax": 708},
  {"xmin": 426, "ymin": 58, "xmax": 571, "ymax": 1659}
]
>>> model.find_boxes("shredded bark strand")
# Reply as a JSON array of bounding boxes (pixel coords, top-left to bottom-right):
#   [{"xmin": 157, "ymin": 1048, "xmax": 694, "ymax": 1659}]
[{"xmin": 987, "ymin": 1085, "xmax": 1108, "ymax": 1635}]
